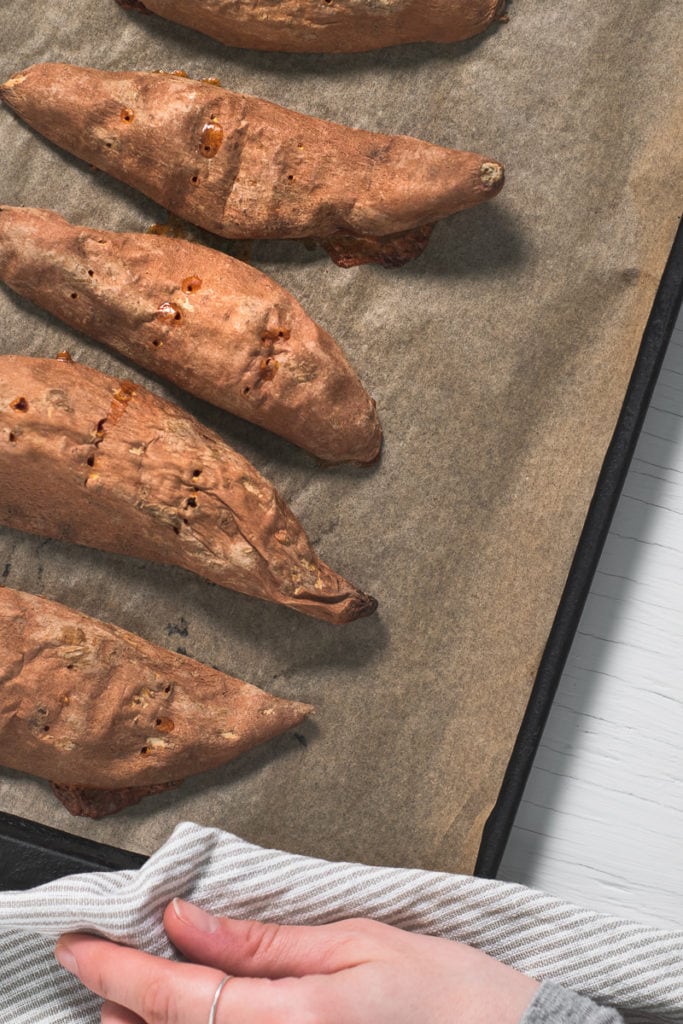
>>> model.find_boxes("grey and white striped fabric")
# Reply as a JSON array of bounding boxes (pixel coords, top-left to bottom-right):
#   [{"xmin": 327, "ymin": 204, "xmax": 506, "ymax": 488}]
[{"xmin": 0, "ymin": 822, "xmax": 681, "ymax": 1023}]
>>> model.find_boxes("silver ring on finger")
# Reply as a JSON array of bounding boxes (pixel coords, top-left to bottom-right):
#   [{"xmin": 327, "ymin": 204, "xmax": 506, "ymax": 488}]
[{"xmin": 208, "ymin": 974, "xmax": 232, "ymax": 1024}]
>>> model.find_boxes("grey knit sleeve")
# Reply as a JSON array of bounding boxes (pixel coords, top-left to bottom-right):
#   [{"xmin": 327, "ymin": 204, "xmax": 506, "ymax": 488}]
[{"xmin": 520, "ymin": 981, "xmax": 625, "ymax": 1023}]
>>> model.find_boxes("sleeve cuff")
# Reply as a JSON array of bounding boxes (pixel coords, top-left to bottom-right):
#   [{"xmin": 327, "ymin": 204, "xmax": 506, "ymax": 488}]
[{"xmin": 520, "ymin": 981, "xmax": 624, "ymax": 1024}]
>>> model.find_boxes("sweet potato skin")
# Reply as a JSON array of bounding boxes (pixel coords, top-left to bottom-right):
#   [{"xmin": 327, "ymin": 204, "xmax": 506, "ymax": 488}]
[
  {"xmin": 116, "ymin": 0, "xmax": 506, "ymax": 53},
  {"xmin": 0, "ymin": 64, "xmax": 504, "ymax": 265},
  {"xmin": 0, "ymin": 207, "xmax": 381, "ymax": 464},
  {"xmin": 0, "ymin": 586, "xmax": 312, "ymax": 798},
  {"xmin": 0, "ymin": 356, "xmax": 377, "ymax": 623},
  {"xmin": 50, "ymin": 780, "xmax": 181, "ymax": 818}
]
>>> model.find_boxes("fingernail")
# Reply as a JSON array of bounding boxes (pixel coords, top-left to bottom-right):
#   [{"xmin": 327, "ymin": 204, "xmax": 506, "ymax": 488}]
[
  {"xmin": 172, "ymin": 898, "xmax": 220, "ymax": 934},
  {"xmin": 55, "ymin": 940, "xmax": 79, "ymax": 976}
]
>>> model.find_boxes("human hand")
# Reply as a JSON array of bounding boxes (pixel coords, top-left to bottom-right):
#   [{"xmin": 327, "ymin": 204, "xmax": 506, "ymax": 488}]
[{"xmin": 55, "ymin": 899, "xmax": 540, "ymax": 1024}]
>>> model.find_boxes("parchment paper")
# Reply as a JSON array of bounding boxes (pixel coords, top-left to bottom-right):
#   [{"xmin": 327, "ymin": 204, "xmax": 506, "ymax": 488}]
[{"xmin": 1, "ymin": 1, "xmax": 681, "ymax": 874}]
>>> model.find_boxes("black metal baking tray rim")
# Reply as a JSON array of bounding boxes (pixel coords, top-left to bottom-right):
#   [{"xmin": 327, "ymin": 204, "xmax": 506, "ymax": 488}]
[
  {"xmin": 476, "ymin": 214, "xmax": 683, "ymax": 877},
  {"xmin": 0, "ymin": 809, "xmax": 146, "ymax": 889},
  {"xmin": 1, "ymin": 218, "xmax": 682, "ymax": 890}
]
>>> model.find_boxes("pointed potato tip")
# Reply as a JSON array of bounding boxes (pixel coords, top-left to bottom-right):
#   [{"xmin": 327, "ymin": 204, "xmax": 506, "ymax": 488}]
[
  {"xmin": 0, "ymin": 71, "xmax": 27, "ymax": 103},
  {"xmin": 480, "ymin": 161, "xmax": 505, "ymax": 191},
  {"xmin": 0, "ymin": 78, "xmax": 18, "ymax": 105},
  {"xmin": 279, "ymin": 695, "xmax": 315, "ymax": 720},
  {"xmin": 347, "ymin": 591, "xmax": 379, "ymax": 622}
]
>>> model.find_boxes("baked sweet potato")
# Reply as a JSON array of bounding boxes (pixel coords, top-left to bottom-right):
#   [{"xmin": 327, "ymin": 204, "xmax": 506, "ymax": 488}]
[
  {"xmin": 114, "ymin": 0, "xmax": 507, "ymax": 53},
  {"xmin": 0, "ymin": 355, "xmax": 377, "ymax": 623},
  {"xmin": 0, "ymin": 207, "xmax": 381, "ymax": 464},
  {"xmin": 0, "ymin": 63, "xmax": 505, "ymax": 268},
  {"xmin": 0, "ymin": 584, "xmax": 312, "ymax": 817}
]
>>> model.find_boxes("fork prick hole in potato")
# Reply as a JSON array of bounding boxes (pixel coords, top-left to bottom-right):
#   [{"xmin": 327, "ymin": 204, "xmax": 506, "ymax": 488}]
[
  {"xmin": 182, "ymin": 276, "xmax": 202, "ymax": 293},
  {"xmin": 200, "ymin": 121, "xmax": 224, "ymax": 158},
  {"xmin": 157, "ymin": 301, "xmax": 182, "ymax": 322}
]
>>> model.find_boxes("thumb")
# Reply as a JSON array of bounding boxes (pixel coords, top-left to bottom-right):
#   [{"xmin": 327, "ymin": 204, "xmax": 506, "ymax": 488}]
[{"xmin": 165, "ymin": 900, "xmax": 376, "ymax": 978}]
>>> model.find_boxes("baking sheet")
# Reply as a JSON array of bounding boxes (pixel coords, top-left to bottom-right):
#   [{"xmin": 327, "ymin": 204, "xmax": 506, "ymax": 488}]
[
  {"xmin": 1, "ymin": 1, "xmax": 681, "ymax": 874},
  {"xmin": 476, "ymin": 219, "xmax": 683, "ymax": 876}
]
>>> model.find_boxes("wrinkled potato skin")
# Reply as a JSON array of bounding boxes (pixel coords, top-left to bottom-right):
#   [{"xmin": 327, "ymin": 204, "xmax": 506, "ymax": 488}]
[
  {"xmin": 50, "ymin": 780, "xmax": 181, "ymax": 817},
  {"xmin": 0, "ymin": 585, "xmax": 311, "ymax": 796},
  {"xmin": 121, "ymin": 0, "xmax": 506, "ymax": 53},
  {"xmin": 0, "ymin": 357, "xmax": 377, "ymax": 623},
  {"xmin": 0, "ymin": 65, "xmax": 504, "ymax": 261},
  {"xmin": 0, "ymin": 207, "xmax": 382, "ymax": 464}
]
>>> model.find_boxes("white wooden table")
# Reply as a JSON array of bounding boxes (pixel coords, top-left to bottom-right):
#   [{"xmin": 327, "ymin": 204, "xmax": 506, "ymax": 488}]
[{"xmin": 498, "ymin": 306, "xmax": 683, "ymax": 931}]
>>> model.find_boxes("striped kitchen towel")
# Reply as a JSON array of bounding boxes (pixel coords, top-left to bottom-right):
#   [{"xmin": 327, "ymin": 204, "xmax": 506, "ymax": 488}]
[{"xmin": 0, "ymin": 822, "xmax": 681, "ymax": 1023}]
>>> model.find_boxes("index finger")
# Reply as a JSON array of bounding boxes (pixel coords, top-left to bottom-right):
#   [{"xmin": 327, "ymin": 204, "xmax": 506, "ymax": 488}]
[
  {"xmin": 55, "ymin": 933, "xmax": 329, "ymax": 1024},
  {"xmin": 56, "ymin": 934, "xmax": 224, "ymax": 1024}
]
